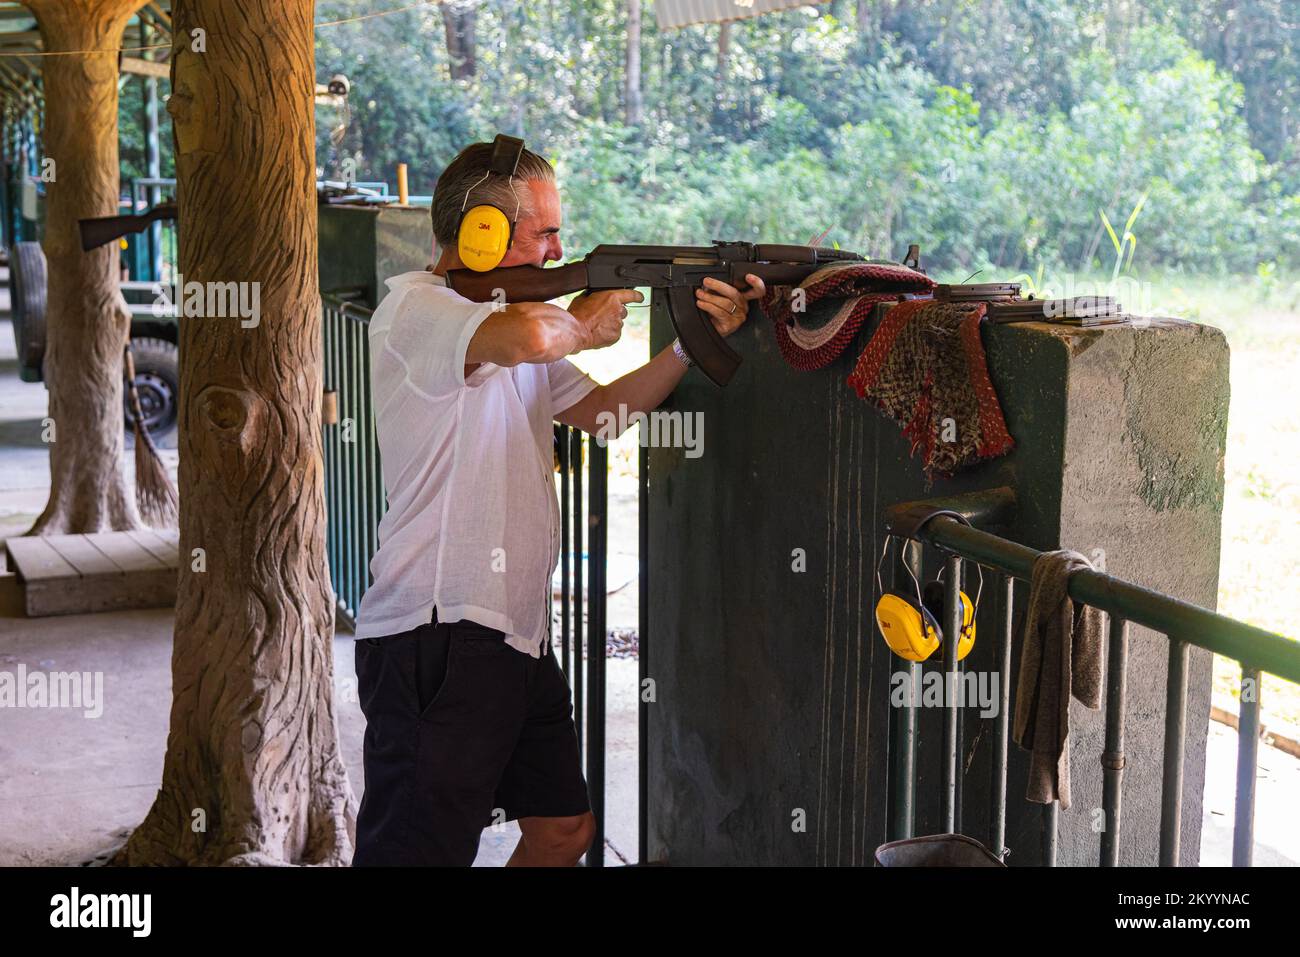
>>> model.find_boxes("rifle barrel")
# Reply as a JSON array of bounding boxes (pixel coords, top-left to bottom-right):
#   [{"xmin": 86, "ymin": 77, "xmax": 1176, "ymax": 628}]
[{"xmin": 446, "ymin": 242, "xmax": 874, "ymax": 304}]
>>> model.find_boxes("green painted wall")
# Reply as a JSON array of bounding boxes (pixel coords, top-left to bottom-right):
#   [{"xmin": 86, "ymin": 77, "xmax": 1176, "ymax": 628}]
[{"xmin": 645, "ymin": 301, "xmax": 1228, "ymax": 866}]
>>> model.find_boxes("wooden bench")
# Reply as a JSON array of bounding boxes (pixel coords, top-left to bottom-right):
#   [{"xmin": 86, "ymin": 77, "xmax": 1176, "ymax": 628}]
[{"xmin": 4, "ymin": 530, "xmax": 179, "ymax": 617}]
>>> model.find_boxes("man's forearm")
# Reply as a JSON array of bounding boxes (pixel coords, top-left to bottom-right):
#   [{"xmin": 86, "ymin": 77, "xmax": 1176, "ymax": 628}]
[
  {"xmin": 555, "ymin": 343, "xmax": 688, "ymax": 434},
  {"xmin": 466, "ymin": 301, "xmax": 590, "ymax": 370},
  {"xmin": 602, "ymin": 343, "xmax": 688, "ymax": 416},
  {"xmin": 554, "ymin": 272, "xmax": 763, "ymax": 434}
]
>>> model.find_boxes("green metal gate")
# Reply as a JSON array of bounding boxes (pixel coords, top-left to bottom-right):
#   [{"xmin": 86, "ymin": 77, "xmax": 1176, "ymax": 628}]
[
  {"xmin": 322, "ymin": 293, "xmax": 385, "ymax": 625},
  {"xmin": 882, "ymin": 488, "xmax": 1300, "ymax": 867}
]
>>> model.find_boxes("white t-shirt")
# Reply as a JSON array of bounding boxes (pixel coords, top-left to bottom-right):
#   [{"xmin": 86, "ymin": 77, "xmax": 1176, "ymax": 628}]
[{"xmin": 353, "ymin": 270, "xmax": 598, "ymax": 657}]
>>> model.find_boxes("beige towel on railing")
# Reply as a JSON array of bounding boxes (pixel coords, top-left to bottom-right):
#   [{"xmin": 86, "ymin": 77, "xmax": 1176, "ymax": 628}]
[{"xmin": 1012, "ymin": 550, "xmax": 1104, "ymax": 809}]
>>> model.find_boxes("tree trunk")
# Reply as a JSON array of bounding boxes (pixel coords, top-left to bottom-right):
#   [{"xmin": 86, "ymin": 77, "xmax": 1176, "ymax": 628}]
[
  {"xmin": 25, "ymin": 0, "xmax": 147, "ymax": 535},
  {"xmin": 714, "ymin": 20, "xmax": 732, "ymax": 122},
  {"xmin": 624, "ymin": 0, "xmax": 642, "ymax": 126},
  {"xmin": 114, "ymin": 0, "xmax": 355, "ymax": 867},
  {"xmin": 856, "ymin": 0, "xmax": 871, "ymax": 30},
  {"xmin": 855, "ymin": 0, "xmax": 878, "ymax": 60},
  {"xmin": 442, "ymin": 1, "xmax": 477, "ymax": 80}
]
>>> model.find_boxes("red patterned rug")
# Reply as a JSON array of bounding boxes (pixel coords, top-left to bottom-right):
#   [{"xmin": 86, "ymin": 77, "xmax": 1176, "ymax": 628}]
[
  {"xmin": 762, "ymin": 260, "xmax": 935, "ymax": 371},
  {"xmin": 847, "ymin": 299, "xmax": 1014, "ymax": 479}
]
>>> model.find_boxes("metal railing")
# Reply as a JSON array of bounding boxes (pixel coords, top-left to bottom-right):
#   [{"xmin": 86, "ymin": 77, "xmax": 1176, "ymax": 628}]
[
  {"xmin": 882, "ymin": 487, "xmax": 1300, "ymax": 866},
  {"xmin": 322, "ymin": 292, "xmax": 385, "ymax": 626},
  {"xmin": 554, "ymin": 424, "xmax": 619, "ymax": 866},
  {"xmin": 320, "ymin": 293, "xmax": 624, "ymax": 864}
]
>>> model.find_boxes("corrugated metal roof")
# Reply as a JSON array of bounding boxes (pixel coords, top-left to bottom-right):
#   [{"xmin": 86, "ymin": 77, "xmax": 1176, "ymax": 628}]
[{"xmin": 654, "ymin": 0, "xmax": 820, "ymax": 31}]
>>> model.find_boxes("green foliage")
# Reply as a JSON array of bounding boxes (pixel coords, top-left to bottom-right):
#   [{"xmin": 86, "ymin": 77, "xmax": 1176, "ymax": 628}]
[
  {"xmin": 115, "ymin": 1, "xmax": 1300, "ymax": 276},
  {"xmin": 117, "ymin": 76, "xmax": 175, "ymax": 185}
]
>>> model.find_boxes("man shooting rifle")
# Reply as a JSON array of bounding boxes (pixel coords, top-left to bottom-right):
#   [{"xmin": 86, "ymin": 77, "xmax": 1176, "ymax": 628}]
[{"xmin": 350, "ymin": 135, "xmax": 765, "ymax": 867}]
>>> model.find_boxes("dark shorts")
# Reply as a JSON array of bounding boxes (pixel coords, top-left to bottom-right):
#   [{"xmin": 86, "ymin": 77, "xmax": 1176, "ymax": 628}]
[{"xmin": 351, "ymin": 610, "xmax": 591, "ymax": 866}]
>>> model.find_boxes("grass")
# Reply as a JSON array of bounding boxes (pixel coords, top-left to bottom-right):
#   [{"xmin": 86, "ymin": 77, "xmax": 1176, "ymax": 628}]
[
  {"xmin": 568, "ymin": 272, "xmax": 1300, "ymax": 735},
  {"xmin": 1155, "ymin": 272, "xmax": 1300, "ymax": 735}
]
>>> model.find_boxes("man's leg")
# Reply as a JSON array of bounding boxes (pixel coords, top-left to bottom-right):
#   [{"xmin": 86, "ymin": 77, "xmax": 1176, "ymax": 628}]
[
  {"xmin": 353, "ymin": 618, "xmax": 525, "ymax": 865},
  {"xmin": 354, "ymin": 629, "xmax": 437, "ymax": 866},
  {"xmin": 507, "ymin": 812, "xmax": 597, "ymax": 866},
  {"xmin": 494, "ymin": 642, "xmax": 595, "ymax": 866}
]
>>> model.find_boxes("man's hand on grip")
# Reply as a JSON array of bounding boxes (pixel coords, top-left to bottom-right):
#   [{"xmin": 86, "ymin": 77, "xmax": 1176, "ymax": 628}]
[{"xmin": 568, "ymin": 288, "xmax": 643, "ymax": 351}]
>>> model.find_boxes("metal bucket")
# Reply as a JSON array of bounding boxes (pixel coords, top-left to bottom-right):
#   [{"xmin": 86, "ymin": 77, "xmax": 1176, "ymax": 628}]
[{"xmin": 874, "ymin": 833, "xmax": 1006, "ymax": 867}]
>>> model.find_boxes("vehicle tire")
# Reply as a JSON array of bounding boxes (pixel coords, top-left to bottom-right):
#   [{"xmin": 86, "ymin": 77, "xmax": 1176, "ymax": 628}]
[
  {"xmin": 123, "ymin": 336, "xmax": 179, "ymax": 450},
  {"xmin": 9, "ymin": 241, "xmax": 47, "ymax": 377}
]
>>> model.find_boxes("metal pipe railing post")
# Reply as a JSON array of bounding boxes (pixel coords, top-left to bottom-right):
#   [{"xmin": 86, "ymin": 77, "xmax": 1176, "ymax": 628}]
[
  {"xmin": 991, "ymin": 574, "xmax": 1013, "ymax": 858},
  {"xmin": 1042, "ymin": 802, "xmax": 1058, "ymax": 866},
  {"xmin": 586, "ymin": 439, "xmax": 608, "ymax": 866},
  {"xmin": 571, "ymin": 429, "xmax": 584, "ymax": 750},
  {"xmin": 1233, "ymin": 668, "xmax": 1261, "ymax": 867},
  {"xmin": 941, "ymin": 553, "xmax": 962, "ymax": 833},
  {"xmin": 1160, "ymin": 638, "xmax": 1190, "ymax": 866},
  {"xmin": 558, "ymin": 425, "xmax": 571, "ymax": 677},
  {"xmin": 888, "ymin": 540, "xmax": 921, "ymax": 840},
  {"xmin": 1100, "ymin": 616, "xmax": 1130, "ymax": 867},
  {"xmin": 638, "ymin": 441, "xmax": 649, "ymax": 864}
]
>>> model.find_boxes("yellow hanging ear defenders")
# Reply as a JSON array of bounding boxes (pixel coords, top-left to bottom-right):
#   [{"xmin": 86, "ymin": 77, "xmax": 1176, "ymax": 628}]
[
  {"xmin": 457, "ymin": 134, "xmax": 526, "ymax": 272},
  {"xmin": 873, "ymin": 534, "xmax": 981, "ymax": 663},
  {"xmin": 922, "ymin": 578, "xmax": 978, "ymax": 662},
  {"xmin": 875, "ymin": 589, "xmax": 945, "ymax": 662}
]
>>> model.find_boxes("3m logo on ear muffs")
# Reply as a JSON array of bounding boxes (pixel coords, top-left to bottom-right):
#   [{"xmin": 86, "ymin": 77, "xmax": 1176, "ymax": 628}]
[
  {"xmin": 457, "ymin": 134, "xmax": 526, "ymax": 272},
  {"xmin": 458, "ymin": 204, "xmax": 513, "ymax": 271},
  {"xmin": 874, "ymin": 535, "xmax": 981, "ymax": 663}
]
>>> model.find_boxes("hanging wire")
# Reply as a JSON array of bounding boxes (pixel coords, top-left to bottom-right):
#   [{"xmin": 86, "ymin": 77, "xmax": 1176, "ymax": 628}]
[
  {"xmin": 875, "ymin": 534, "xmax": 927, "ymax": 610},
  {"xmin": 316, "ymin": 1, "xmax": 441, "ymax": 29},
  {"xmin": 936, "ymin": 554, "xmax": 985, "ymax": 611}
]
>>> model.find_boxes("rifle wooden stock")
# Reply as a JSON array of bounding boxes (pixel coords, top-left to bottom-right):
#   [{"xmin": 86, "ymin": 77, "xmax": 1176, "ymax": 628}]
[
  {"xmin": 79, "ymin": 203, "xmax": 177, "ymax": 252},
  {"xmin": 446, "ymin": 260, "xmax": 591, "ymax": 303}
]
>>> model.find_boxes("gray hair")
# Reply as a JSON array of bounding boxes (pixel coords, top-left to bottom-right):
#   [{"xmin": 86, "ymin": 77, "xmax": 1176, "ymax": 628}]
[{"xmin": 431, "ymin": 141, "xmax": 555, "ymax": 248}]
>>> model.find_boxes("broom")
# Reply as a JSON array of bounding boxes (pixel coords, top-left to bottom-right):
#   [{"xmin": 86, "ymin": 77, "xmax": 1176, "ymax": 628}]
[{"xmin": 124, "ymin": 342, "xmax": 178, "ymax": 527}]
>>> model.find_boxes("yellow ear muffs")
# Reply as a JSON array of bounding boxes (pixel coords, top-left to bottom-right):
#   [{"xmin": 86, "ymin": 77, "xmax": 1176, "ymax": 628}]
[
  {"xmin": 953, "ymin": 590, "xmax": 977, "ymax": 660},
  {"xmin": 457, "ymin": 203, "xmax": 514, "ymax": 272},
  {"xmin": 875, "ymin": 592, "xmax": 941, "ymax": 662},
  {"xmin": 455, "ymin": 134, "xmax": 527, "ymax": 271},
  {"xmin": 875, "ymin": 590, "xmax": 976, "ymax": 663},
  {"xmin": 874, "ymin": 534, "xmax": 982, "ymax": 663}
]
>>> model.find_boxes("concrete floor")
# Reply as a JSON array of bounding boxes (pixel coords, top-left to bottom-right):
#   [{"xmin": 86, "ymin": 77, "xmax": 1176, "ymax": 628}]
[
  {"xmin": 0, "ymin": 304, "xmax": 1294, "ymax": 867},
  {"xmin": 0, "ymin": 303, "xmax": 641, "ymax": 867},
  {"xmin": 0, "ymin": 601, "xmax": 640, "ymax": 867}
]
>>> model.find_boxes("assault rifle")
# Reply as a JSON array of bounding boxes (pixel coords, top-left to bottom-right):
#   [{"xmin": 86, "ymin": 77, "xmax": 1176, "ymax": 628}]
[{"xmin": 447, "ymin": 241, "xmax": 889, "ymax": 386}]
